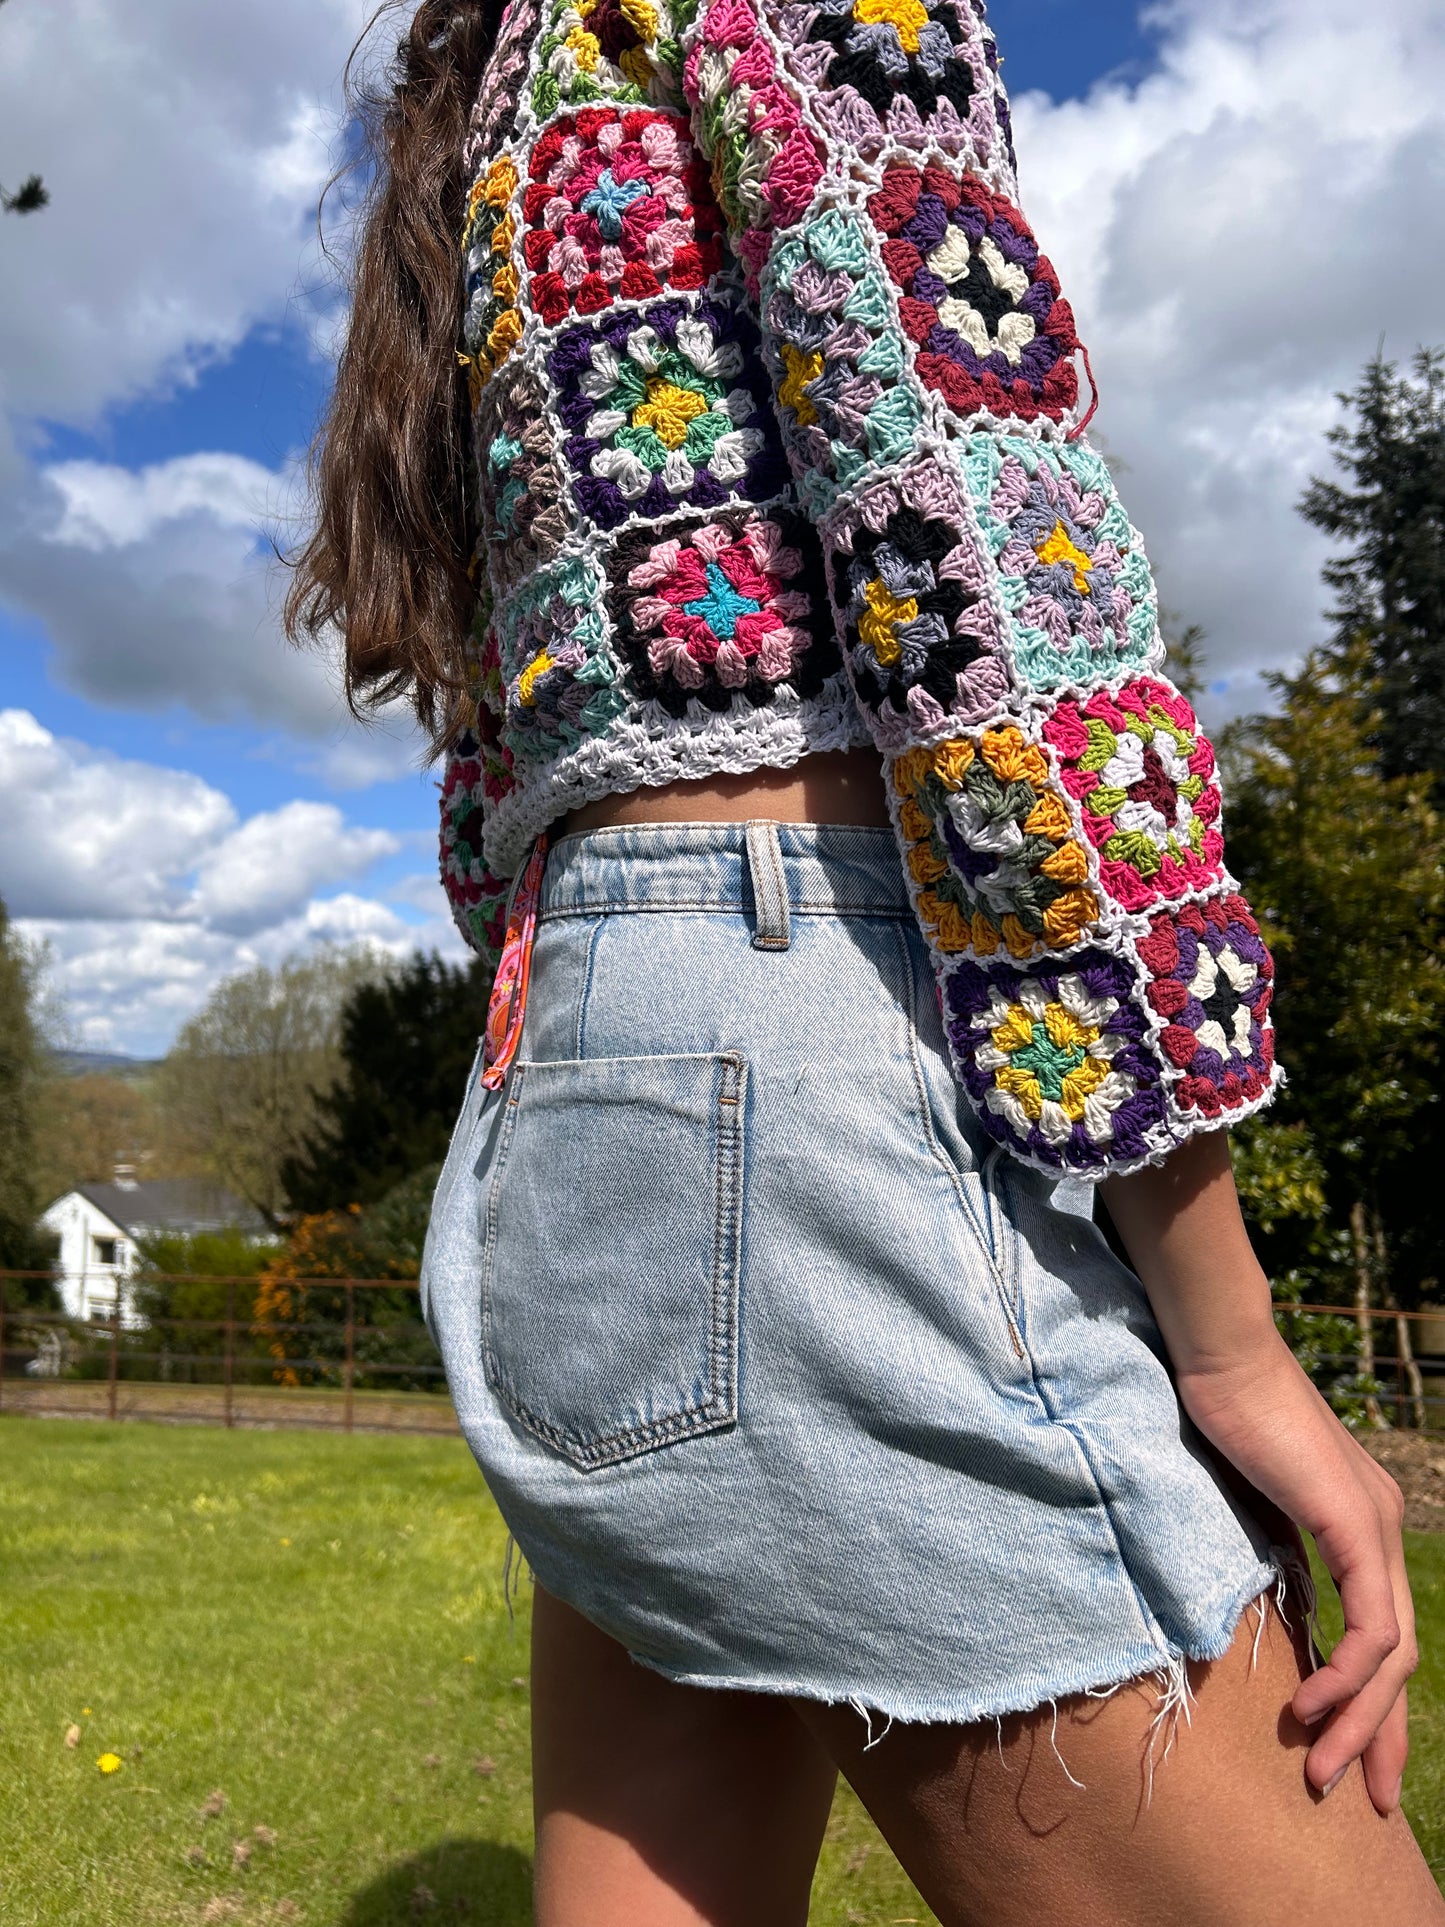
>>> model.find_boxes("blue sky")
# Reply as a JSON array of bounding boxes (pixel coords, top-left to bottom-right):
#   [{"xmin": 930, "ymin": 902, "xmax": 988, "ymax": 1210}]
[{"xmin": 3, "ymin": 0, "xmax": 1442, "ymax": 1052}]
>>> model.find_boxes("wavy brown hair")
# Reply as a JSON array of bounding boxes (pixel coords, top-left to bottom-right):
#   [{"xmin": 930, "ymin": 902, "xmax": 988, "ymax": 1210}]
[{"xmin": 284, "ymin": 0, "xmax": 502, "ymax": 742}]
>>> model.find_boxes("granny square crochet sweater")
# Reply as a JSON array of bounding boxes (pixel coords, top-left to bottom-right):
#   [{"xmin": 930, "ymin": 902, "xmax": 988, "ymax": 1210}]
[{"xmin": 439, "ymin": 0, "xmax": 1282, "ymax": 1178}]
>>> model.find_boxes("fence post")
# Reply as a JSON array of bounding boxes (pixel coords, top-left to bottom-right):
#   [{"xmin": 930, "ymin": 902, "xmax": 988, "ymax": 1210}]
[
  {"xmin": 107, "ymin": 1305, "xmax": 120, "ymax": 1422},
  {"xmin": 344, "ymin": 1283, "xmax": 355, "ymax": 1435},
  {"xmin": 223, "ymin": 1280, "xmax": 236, "ymax": 1430}
]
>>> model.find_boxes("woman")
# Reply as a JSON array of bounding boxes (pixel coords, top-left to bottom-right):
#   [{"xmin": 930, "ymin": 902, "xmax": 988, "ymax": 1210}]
[{"xmin": 288, "ymin": 1, "xmax": 1441, "ymax": 1919}]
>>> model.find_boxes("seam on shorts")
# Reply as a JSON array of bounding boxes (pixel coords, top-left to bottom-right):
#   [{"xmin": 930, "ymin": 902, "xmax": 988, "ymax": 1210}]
[
  {"xmin": 1008, "ymin": 1261, "xmax": 1168, "ymax": 1652},
  {"xmin": 573, "ymin": 915, "xmax": 604, "ymax": 1060},
  {"xmin": 890, "ymin": 925, "xmax": 1031, "ymax": 1365}
]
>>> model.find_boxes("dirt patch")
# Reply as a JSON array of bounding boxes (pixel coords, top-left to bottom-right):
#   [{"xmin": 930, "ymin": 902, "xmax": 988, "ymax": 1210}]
[{"xmin": 1360, "ymin": 1431, "xmax": 1445, "ymax": 1533}]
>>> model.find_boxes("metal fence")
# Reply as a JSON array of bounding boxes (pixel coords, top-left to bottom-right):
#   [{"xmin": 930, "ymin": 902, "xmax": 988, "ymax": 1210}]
[
  {"xmin": 0, "ymin": 1271, "xmax": 457, "ymax": 1436},
  {"xmin": 3, "ymin": 1273, "xmax": 1444, "ymax": 1434}
]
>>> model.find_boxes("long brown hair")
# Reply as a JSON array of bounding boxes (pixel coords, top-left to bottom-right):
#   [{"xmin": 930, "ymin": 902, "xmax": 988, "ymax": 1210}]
[{"xmin": 285, "ymin": 0, "xmax": 502, "ymax": 742}]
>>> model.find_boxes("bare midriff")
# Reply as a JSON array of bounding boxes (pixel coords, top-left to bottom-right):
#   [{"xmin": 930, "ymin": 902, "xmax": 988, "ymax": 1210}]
[{"xmin": 559, "ymin": 746, "xmax": 891, "ymax": 836}]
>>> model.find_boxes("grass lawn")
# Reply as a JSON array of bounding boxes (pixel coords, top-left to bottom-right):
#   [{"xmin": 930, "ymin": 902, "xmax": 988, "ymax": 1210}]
[{"xmin": 1, "ymin": 1421, "xmax": 1441, "ymax": 1927}]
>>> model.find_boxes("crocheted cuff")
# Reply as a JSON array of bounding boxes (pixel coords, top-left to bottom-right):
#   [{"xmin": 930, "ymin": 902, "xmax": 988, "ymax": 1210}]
[
  {"xmin": 887, "ymin": 721, "xmax": 1282, "ymax": 1179},
  {"xmin": 679, "ymin": 0, "xmax": 1282, "ymax": 1175}
]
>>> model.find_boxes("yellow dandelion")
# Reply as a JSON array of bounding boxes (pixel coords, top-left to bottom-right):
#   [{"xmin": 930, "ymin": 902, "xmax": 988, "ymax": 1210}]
[{"xmin": 97, "ymin": 1752, "xmax": 124, "ymax": 1774}]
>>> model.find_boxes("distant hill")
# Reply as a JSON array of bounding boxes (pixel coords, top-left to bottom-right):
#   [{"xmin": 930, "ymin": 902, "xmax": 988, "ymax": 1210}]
[{"xmin": 49, "ymin": 1049, "xmax": 161, "ymax": 1081}]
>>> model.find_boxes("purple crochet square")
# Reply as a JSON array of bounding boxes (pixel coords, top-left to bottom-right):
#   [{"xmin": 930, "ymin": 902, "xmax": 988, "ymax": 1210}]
[
  {"xmin": 943, "ymin": 949, "xmax": 1168, "ymax": 1171},
  {"xmin": 549, "ymin": 296, "xmax": 789, "ymax": 531}
]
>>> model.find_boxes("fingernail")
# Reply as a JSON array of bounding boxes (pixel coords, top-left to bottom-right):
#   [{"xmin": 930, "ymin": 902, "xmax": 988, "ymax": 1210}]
[
  {"xmin": 1390, "ymin": 1776, "xmax": 1403, "ymax": 1811},
  {"xmin": 1322, "ymin": 1768, "xmax": 1346, "ymax": 1798},
  {"xmin": 1301, "ymin": 1707, "xmax": 1329, "ymax": 1727}
]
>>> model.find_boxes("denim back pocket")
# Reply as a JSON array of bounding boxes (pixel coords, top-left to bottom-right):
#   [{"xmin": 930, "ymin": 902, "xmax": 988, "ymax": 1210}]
[{"xmin": 480, "ymin": 1051, "xmax": 748, "ymax": 1471}]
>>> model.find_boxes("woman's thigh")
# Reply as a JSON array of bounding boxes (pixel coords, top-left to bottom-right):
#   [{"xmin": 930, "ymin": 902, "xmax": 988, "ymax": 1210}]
[
  {"xmin": 792, "ymin": 1597, "xmax": 1444, "ymax": 1927},
  {"xmin": 529, "ymin": 1585, "xmax": 838, "ymax": 1927}
]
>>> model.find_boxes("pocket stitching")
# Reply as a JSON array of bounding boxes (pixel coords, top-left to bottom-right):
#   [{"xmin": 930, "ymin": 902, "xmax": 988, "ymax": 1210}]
[{"xmin": 480, "ymin": 1052, "xmax": 746, "ymax": 1471}]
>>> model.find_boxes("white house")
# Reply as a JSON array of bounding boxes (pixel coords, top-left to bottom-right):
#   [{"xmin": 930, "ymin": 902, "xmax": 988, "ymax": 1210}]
[{"xmin": 38, "ymin": 1169, "xmax": 269, "ymax": 1324}]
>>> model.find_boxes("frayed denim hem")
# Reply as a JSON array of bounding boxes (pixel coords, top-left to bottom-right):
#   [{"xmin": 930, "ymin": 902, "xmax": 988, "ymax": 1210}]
[{"xmin": 619, "ymin": 1541, "xmax": 1320, "ymax": 1803}]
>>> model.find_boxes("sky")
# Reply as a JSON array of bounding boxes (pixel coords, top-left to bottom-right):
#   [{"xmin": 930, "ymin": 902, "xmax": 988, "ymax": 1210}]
[{"xmin": 2, "ymin": 0, "xmax": 1443, "ymax": 1057}]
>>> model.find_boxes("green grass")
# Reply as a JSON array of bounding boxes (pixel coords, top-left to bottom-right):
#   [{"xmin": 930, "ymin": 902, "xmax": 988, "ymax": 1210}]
[
  {"xmin": 1, "ymin": 1421, "xmax": 1440, "ymax": 1926},
  {"xmin": 0, "ymin": 1421, "xmax": 929, "ymax": 1927}
]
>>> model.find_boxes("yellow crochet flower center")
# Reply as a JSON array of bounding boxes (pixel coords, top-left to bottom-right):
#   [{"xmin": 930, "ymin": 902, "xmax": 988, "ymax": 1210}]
[
  {"xmin": 1035, "ymin": 520, "xmax": 1094, "ymax": 595},
  {"xmin": 992, "ymin": 1002, "xmax": 1109, "ymax": 1122},
  {"xmin": 859, "ymin": 578, "xmax": 918, "ymax": 667},
  {"xmin": 778, "ymin": 342, "xmax": 824, "ymax": 426},
  {"xmin": 852, "ymin": 0, "xmax": 929, "ymax": 55},
  {"xmin": 633, "ymin": 378, "xmax": 709, "ymax": 449}
]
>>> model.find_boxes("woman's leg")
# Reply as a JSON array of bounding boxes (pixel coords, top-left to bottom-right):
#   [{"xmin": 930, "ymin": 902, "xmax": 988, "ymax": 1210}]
[
  {"xmin": 792, "ymin": 1594, "xmax": 1444, "ymax": 1927},
  {"xmin": 530, "ymin": 1584, "xmax": 839, "ymax": 1927}
]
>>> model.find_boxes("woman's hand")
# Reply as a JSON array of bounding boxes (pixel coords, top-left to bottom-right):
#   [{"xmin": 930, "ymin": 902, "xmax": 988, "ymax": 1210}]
[
  {"xmin": 1100, "ymin": 1130, "xmax": 1415, "ymax": 1815},
  {"xmin": 1175, "ymin": 1334, "xmax": 1416, "ymax": 1811}
]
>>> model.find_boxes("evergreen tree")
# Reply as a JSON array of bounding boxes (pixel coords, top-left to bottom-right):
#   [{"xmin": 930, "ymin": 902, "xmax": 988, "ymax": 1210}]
[
  {"xmin": 1299, "ymin": 348, "xmax": 1445, "ymax": 793},
  {"xmin": 1224, "ymin": 642, "xmax": 1445, "ymax": 1318},
  {"xmin": 281, "ymin": 953, "xmax": 492, "ymax": 1213}
]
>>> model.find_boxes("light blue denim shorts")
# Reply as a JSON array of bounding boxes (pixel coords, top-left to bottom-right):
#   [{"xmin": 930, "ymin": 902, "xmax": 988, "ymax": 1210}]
[{"xmin": 422, "ymin": 822, "xmax": 1291, "ymax": 1725}]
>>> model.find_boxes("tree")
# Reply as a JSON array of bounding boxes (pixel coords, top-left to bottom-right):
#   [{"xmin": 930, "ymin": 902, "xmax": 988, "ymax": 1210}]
[
  {"xmin": 31, "ymin": 1073, "xmax": 161, "ymax": 1207},
  {"xmin": 0, "ymin": 898, "xmax": 57, "ymax": 1296},
  {"xmin": 1299, "ymin": 348, "xmax": 1445, "ymax": 794},
  {"xmin": 129, "ymin": 1227, "xmax": 284, "ymax": 1379},
  {"xmin": 1224, "ymin": 642, "xmax": 1445, "ymax": 1417},
  {"xmin": 282, "ymin": 952, "xmax": 492, "ymax": 1213},
  {"xmin": 153, "ymin": 947, "xmax": 393, "ymax": 1229},
  {"xmin": 252, "ymin": 1167, "xmax": 443, "ymax": 1390}
]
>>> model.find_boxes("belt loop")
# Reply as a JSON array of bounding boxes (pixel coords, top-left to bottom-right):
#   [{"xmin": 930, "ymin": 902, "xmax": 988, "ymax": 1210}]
[{"xmin": 744, "ymin": 820, "xmax": 791, "ymax": 951}]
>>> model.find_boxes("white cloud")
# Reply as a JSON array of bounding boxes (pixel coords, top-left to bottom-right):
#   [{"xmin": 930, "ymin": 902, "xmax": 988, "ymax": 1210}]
[
  {"xmin": 43, "ymin": 455, "xmax": 279, "ymax": 551},
  {"xmin": 0, "ymin": 0, "xmax": 366, "ymax": 425},
  {"xmin": 0, "ymin": 710, "xmax": 451, "ymax": 1054},
  {"xmin": 193, "ymin": 801, "xmax": 398, "ymax": 935},
  {"xmin": 1014, "ymin": 0, "xmax": 1445, "ymax": 713},
  {"xmin": 0, "ymin": 451, "xmax": 350, "ymax": 733},
  {"xmin": 0, "ymin": 708, "xmax": 236, "ymax": 921},
  {"xmin": 0, "ymin": 0, "xmax": 385, "ymax": 745}
]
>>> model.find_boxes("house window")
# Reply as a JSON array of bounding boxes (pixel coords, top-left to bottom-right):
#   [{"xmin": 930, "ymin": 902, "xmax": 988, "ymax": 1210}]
[{"xmin": 93, "ymin": 1236, "xmax": 118, "ymax": 1267}]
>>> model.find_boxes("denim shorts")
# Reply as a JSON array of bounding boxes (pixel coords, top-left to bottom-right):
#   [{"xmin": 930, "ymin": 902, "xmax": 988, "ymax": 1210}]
[{"xmin": 421, "ymin": 822, "xmax": 1291, "ymax": 1725}]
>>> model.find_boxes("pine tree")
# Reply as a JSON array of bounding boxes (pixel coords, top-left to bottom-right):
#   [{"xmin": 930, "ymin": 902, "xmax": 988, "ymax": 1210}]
[
  {"xmin": 1299, "ymin": 348, "xmax": 1445, "ymax": 794},
  {"xmin": 281, "ymin": 953, "xmax": 492, "ymax": 1213},
  {"xmin": 1224, "ymin": 643, "xmax": 1445, "ymax": 1346}
]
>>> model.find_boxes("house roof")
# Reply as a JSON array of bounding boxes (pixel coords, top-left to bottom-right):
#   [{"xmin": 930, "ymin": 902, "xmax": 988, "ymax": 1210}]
[{"xmin": 71, "ymin": 1180, "xmax": 269, "ymax": 1238}]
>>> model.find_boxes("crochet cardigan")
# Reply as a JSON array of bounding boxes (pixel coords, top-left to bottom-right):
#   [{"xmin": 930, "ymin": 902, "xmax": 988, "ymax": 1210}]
[{"xmin": 438, "ymin": 0, "xmax": 1282, "ymax": 1178}]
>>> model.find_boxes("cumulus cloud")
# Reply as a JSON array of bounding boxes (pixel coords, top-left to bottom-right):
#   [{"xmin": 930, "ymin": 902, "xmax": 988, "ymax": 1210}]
[
  {"xmin": 0, "ymin": 452, "xmax": 352, "ymax": 733},
  {"xmin": 0, "ymin": 0, "xmax": 384, "ymax": 742},
  {"xmin": 0, "ymin": 710, "xmax": 454, "ymax": 1054},
  {"xmin": 0, "ymin": 0, "xmax": 366, "ymax": 425},
  {"xmin": 1014, "ymin": 0, "xmax": 1445, "ymax": 713}
]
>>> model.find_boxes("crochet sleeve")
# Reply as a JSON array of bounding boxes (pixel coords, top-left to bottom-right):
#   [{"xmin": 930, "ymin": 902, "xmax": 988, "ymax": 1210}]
[{"xmin": 679, "ymin": 0, "xmax": 1282, "ymax": 1177}]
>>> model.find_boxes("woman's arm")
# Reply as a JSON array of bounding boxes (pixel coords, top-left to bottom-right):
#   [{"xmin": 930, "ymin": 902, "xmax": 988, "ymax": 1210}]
[{"xmin": 1101, "ymin": 1132, "xmax": 1416, "ymax": 1815}]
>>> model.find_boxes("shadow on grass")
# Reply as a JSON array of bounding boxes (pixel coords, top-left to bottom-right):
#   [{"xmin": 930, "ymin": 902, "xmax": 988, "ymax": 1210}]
[{"xmin": 338, "ymin": 1837, "xmax": 532, "ymax": 1925}]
